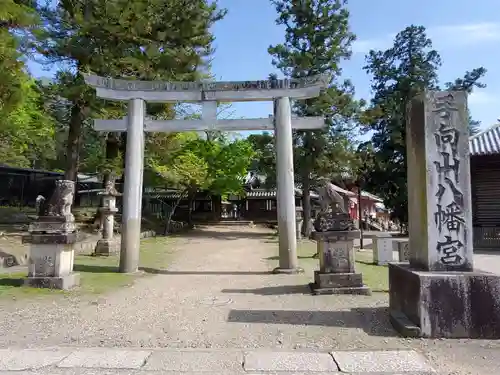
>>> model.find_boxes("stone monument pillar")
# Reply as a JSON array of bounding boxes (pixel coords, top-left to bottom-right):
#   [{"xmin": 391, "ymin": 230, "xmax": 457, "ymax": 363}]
[
  {"xmin": 309, "ymin": 181, "xmax": 371, "ymax": 295},
  {"xmin": 95, "ymin": 181, "xmax": 121, "ymax": 256},
  {"xmin": 22, "ymin": 180, "xmax": 80, "ymax": 289},
  {"xmin": 389, "ymin": 91, "xmax": 500, "ymax": 338}
]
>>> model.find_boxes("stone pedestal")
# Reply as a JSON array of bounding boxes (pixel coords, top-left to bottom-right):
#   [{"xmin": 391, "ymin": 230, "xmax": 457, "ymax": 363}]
[
  {"xmin": 22, "ymin": 233, "xmax": 80, "ymax": 289},
  {"xmin": 95, "ymin": 194, "xmax": 120, "ymax": 256},
  {"xmin": 393, "ymin": 239, "xmax": 409, "ymax": 262},
  {"xmin": 373, "ymin": 234, "xmax": 393, "ymax": 265},
  {"xmin": 309, "ymin": 230, "xmax": 371, "ymax": 295},
  {"xmin": 389, "ymin": 263, "xmax": 500, "ymax": 338},
  {"xmin": 23, "ymin": 179, "xmax": 80, "ymax": 290},
  {"xmin": 390, "ymin": 91, "xmax": 500, "ymax": 338}
]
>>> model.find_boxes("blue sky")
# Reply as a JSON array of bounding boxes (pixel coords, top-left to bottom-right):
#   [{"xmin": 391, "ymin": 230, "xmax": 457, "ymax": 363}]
[{"xmin": 29, "ymin": 0, "xmax": 500, "ymax": 131}]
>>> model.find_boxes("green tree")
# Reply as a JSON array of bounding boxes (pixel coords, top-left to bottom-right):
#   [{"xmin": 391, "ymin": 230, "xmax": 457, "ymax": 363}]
[
  {"xmin": 445, "ymin": 67, "xmax": 487, "ymax": 135},
  {"xmin": 148, "ymin": 132, "xmax": 209, "ymax": 232},
  {"xmin": 0, "ymin": 1, "xmax": 55, "ymax": 168},
  {"xmin": 36, "ymin": 0, "xmax": 226, "ymax": 181},
  {"xmin": 362, "ymin": 25, "xmax": 487, "ymax": 225},
  {"xmin": 268, "ymin": 0, "xmax": 361, "ymax": 236},
  {"xmin": 247, "ymin": 132, "xmax": 276, "ymax": 186},
  {"xmin": 147, "ymin": 133, "xmax": 254, "ymax": 229}
]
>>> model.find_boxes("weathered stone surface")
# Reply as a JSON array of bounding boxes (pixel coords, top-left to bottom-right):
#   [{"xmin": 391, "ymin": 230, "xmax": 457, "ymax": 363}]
[
  {"xmin": 85, "ymin": 73, "xmax": 330, "ymax": 93},
  {"xmin": 143, "ymin": 350, "xmax": 242, "ymax": 372},
  {"xmin": 331, "ymin": 350, "xmax": 435, "ymax": 373},
  {"xmin": 243, "ymin": 351, "xmax": 338, "ymax": 372},
  {"xmin": 310, "ymin": 282, "xmax": 371, "ymax": 296},
  {"xmin": 0, "ymin": 349, "xmax": 69, "ymax": 370},
  {"xmin": 389, "ymin": 263, "xmax": 500, "ymax": 338},
  {"xmin": 398, "ymin": 239, "xmax": 410, "ymax": 262},
  {"xmin": 406, "ymin": 91, "xmax": 472, "ymax": 271},
  {"xmin": 25, "ymin": 273, "xmax": 80, "ymax": 290},
  {"xmin": 311, "ymin": 230, "xmax": 360, "ymax": 241},
  {"xmin": 313, "ymin": 212, "xmax": 354, "ymax": 232},
  {"xmin": 310, "ymin": 230, "xmax": 369, "ymax": 295},
  {"xmin": 318, "ymin": 240, "xmax": 353, "ymax": 273},
  {"xmin": 28, "ymin": 221, "xmax": 76, "ymax": 234},
  {"xmin": 27, "ymin": 243, "xmax": 75, "ymax": 278},
  {"xmin": 57, "ymin": 349, "xmax": 151, "ymax": 369},
  {"xmin": 314, "ymin": 271, "xmax": 362, "ymax": 288},
  {"xmin": 39, "ymin": 180, "xmax": 75, "ymax": 219},
  {"xmin": 23, "ymin": 233, "xmax": 78, "ymax": 245},
  {"xmin": 94, "ymin": 239, "xmax": 120, "ymax": 256},
  {"xmin": 373, "ymin": 236, "xmax": 393, "ymax": 265},
  {"xmin": 311, "ymin": 231, "xmax": 360, "ymax": 274}
]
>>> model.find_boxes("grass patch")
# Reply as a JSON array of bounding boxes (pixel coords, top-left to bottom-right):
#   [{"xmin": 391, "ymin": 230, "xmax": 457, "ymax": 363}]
[
  {"xmin": 270, "ymin": 240, "xmax": 389, "ymax": 293},
  {"xmin": 0, "ymin": 236, "xmax": 176, "ymax": 300}
]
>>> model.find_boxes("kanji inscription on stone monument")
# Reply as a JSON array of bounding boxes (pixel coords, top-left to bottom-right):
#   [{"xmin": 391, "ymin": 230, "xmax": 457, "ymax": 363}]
[{"xmin": 406, "ymin": 90, "xmax": 473, "ymax": 271}]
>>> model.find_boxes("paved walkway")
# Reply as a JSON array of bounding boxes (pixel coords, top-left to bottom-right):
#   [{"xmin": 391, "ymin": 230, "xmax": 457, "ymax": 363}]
[
  {"xmin": 0, "ymin": 225, "xmax": 499, "ymax": 374},
  {"xmin": 0, "ymin": 347, "xmax": 437, "ymax": 374}
]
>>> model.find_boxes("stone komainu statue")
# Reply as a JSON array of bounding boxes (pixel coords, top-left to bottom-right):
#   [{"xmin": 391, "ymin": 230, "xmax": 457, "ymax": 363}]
[
  {"xmin": 317, "ymin": 181, "xmax": 348, "ymax": 214},
  {"xmin": 314, "ymin": 180, "xmax": 354, "ymax": 232},
  {"xmin": 40, "ymin": 180, "xmax": 75, "ymax": 220}
]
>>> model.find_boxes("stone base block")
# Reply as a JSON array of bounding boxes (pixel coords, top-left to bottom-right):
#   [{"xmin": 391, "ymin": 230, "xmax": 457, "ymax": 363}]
[
  {"xmin": 389, "ymin": 263, "xmax": 500, "ymax": 338},
  {"xmin": 310, "ymin": 271, "xmax": 371, "ymax": 295},
  {"xmin": 272, "ymin": 267, "xmax": 304, "ymax": 275},
  {"xmin": 24, "ymin": 273, "xmax": 80, "ymax": 290},
  {"xmin": 94, "ymin": 239, "xmax": 120, "ymax": 256}
]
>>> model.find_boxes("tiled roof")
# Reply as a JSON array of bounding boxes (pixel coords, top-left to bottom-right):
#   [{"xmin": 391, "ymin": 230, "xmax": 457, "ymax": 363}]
[{"xmin": 469, "ymin": 123, "xmax": 500, "ymax": 156}]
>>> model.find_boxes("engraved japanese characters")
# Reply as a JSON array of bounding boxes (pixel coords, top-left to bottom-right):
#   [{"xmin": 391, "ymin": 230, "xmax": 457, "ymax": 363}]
[{"xmin": 430, "ymin": 92, "xmax": 469, "ymax": 267}]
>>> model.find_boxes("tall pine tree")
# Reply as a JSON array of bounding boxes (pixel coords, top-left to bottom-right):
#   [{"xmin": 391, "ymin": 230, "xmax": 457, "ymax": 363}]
[
  {"xmin": 36, "ymin": 0, "xmax": 226, "ymax": 181},
  {"xmin": 269, "ymin": 0, "xmax": 361, "ymax": 236},
  {"xmin": 362, "ymin": 25, "xmax": 487, "ymax": 225}
]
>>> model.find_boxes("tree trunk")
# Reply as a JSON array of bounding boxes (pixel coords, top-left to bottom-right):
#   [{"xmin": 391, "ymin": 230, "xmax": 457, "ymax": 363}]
[
  {"xmin": 301, "ymin": 168, "xmax": 313, "ymax": 238},
  {"xmin": 64, "ymin": 103, "xmax": 84, "ymax": 182},
  {"xmin": 119, "ymin": 132, "xmax": 127, "ymax": 186},
  {"xmin": 187, "ymin": 188, "xmax": 196, "ymax": 228},
  {"xmin": 163, "ymin": 189, "xmax": 188, "ymax": 235},
  {"xmin": 212, "ymin": 195, "xmax": 222, "ymax": 222}
]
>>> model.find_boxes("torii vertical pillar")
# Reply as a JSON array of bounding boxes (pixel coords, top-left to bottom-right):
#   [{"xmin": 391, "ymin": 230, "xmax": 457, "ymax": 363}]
[
  {"xmin": 273, "ymin": 97, "xmax": 302, "ymax": 274},
  {"xmin": 119, "ymin": 98, "xmax": 145, "ymax": 273}
]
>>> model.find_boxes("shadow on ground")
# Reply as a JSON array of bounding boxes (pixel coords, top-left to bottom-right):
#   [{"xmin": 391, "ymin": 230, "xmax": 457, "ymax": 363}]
[
  {"xmin": 73, "ymin": 264, "xmax": 119, "ymax": 273},
  {"xmin": 0, "ymin": 278, "xmax": 24, "ymax": 287},
  {"xmin": 227, "ymin": 307, "xmax": 398, "ymax": 337},
  {"xmin": 264, "ymin": 255, "xmax": 316, "ymax": 261},
  {"xmin": 222, "ymin": 285, "xmax": 311, "ymax": 295},
  {"xmin": 172, "ymin": 229, "xmax": 276, "ymax": 241},
  {"xmin": 139, "ymin": 267, "xmax": 272, "ymax": 276}
]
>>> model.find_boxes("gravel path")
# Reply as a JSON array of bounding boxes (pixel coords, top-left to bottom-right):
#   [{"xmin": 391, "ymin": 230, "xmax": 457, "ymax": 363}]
[{"xmin": 0, "ymin": 225, "xmax": 499, "ymax": 374}]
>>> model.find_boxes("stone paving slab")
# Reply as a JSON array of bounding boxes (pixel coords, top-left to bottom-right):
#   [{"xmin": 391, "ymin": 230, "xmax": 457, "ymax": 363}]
[
  {"xmin": 243, "ymin": 351, "xmax": 339, "ymax": 372},
  {"xmin": 57, "ymin": 349, "xmax": 151, "ymax": 369},
  {"xmin": 331, "ymin": 350, "xmax": 436, "ymax": 373},
  {"xmin": 143, "ymin": 350, "xmax": 242, "ymax": 372},
  {"xmin": 0, "ymin": 347, "xmax": 439, "ymax": 373},
  {"xmin": 0, "ymin": 349, "xmax": 70, "ymax": 371}
]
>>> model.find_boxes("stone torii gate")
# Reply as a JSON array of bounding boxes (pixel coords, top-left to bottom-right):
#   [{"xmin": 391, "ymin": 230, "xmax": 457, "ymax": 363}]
[{"xmin": 84, "ymin": 74, "xmax": 329, "ymax": 274}]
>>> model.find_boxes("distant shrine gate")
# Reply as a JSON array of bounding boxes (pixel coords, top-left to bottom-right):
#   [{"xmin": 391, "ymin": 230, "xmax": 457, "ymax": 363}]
[{"xmin": 84, "ymin": 74, "xmax": 329, "ymax": 273}]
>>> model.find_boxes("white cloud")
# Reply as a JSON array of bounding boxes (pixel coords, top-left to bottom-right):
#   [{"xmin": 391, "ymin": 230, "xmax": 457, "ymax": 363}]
[
  {"xmin": 352, "ymin": 22, "xmax": 500, "ymax": 54},
  {"xmin": 468, "ymin": 91, "xmax": 497, "ymax": 105}
]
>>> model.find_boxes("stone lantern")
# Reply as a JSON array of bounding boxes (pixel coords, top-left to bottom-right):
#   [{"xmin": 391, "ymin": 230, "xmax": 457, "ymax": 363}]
[
  {"xmin": 295, "ymin": 206, "xmax": 303, "ymax": 240},
  {"xmin": 94, "ymin": 181, "xmax": 121, "ymax": 256}
]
